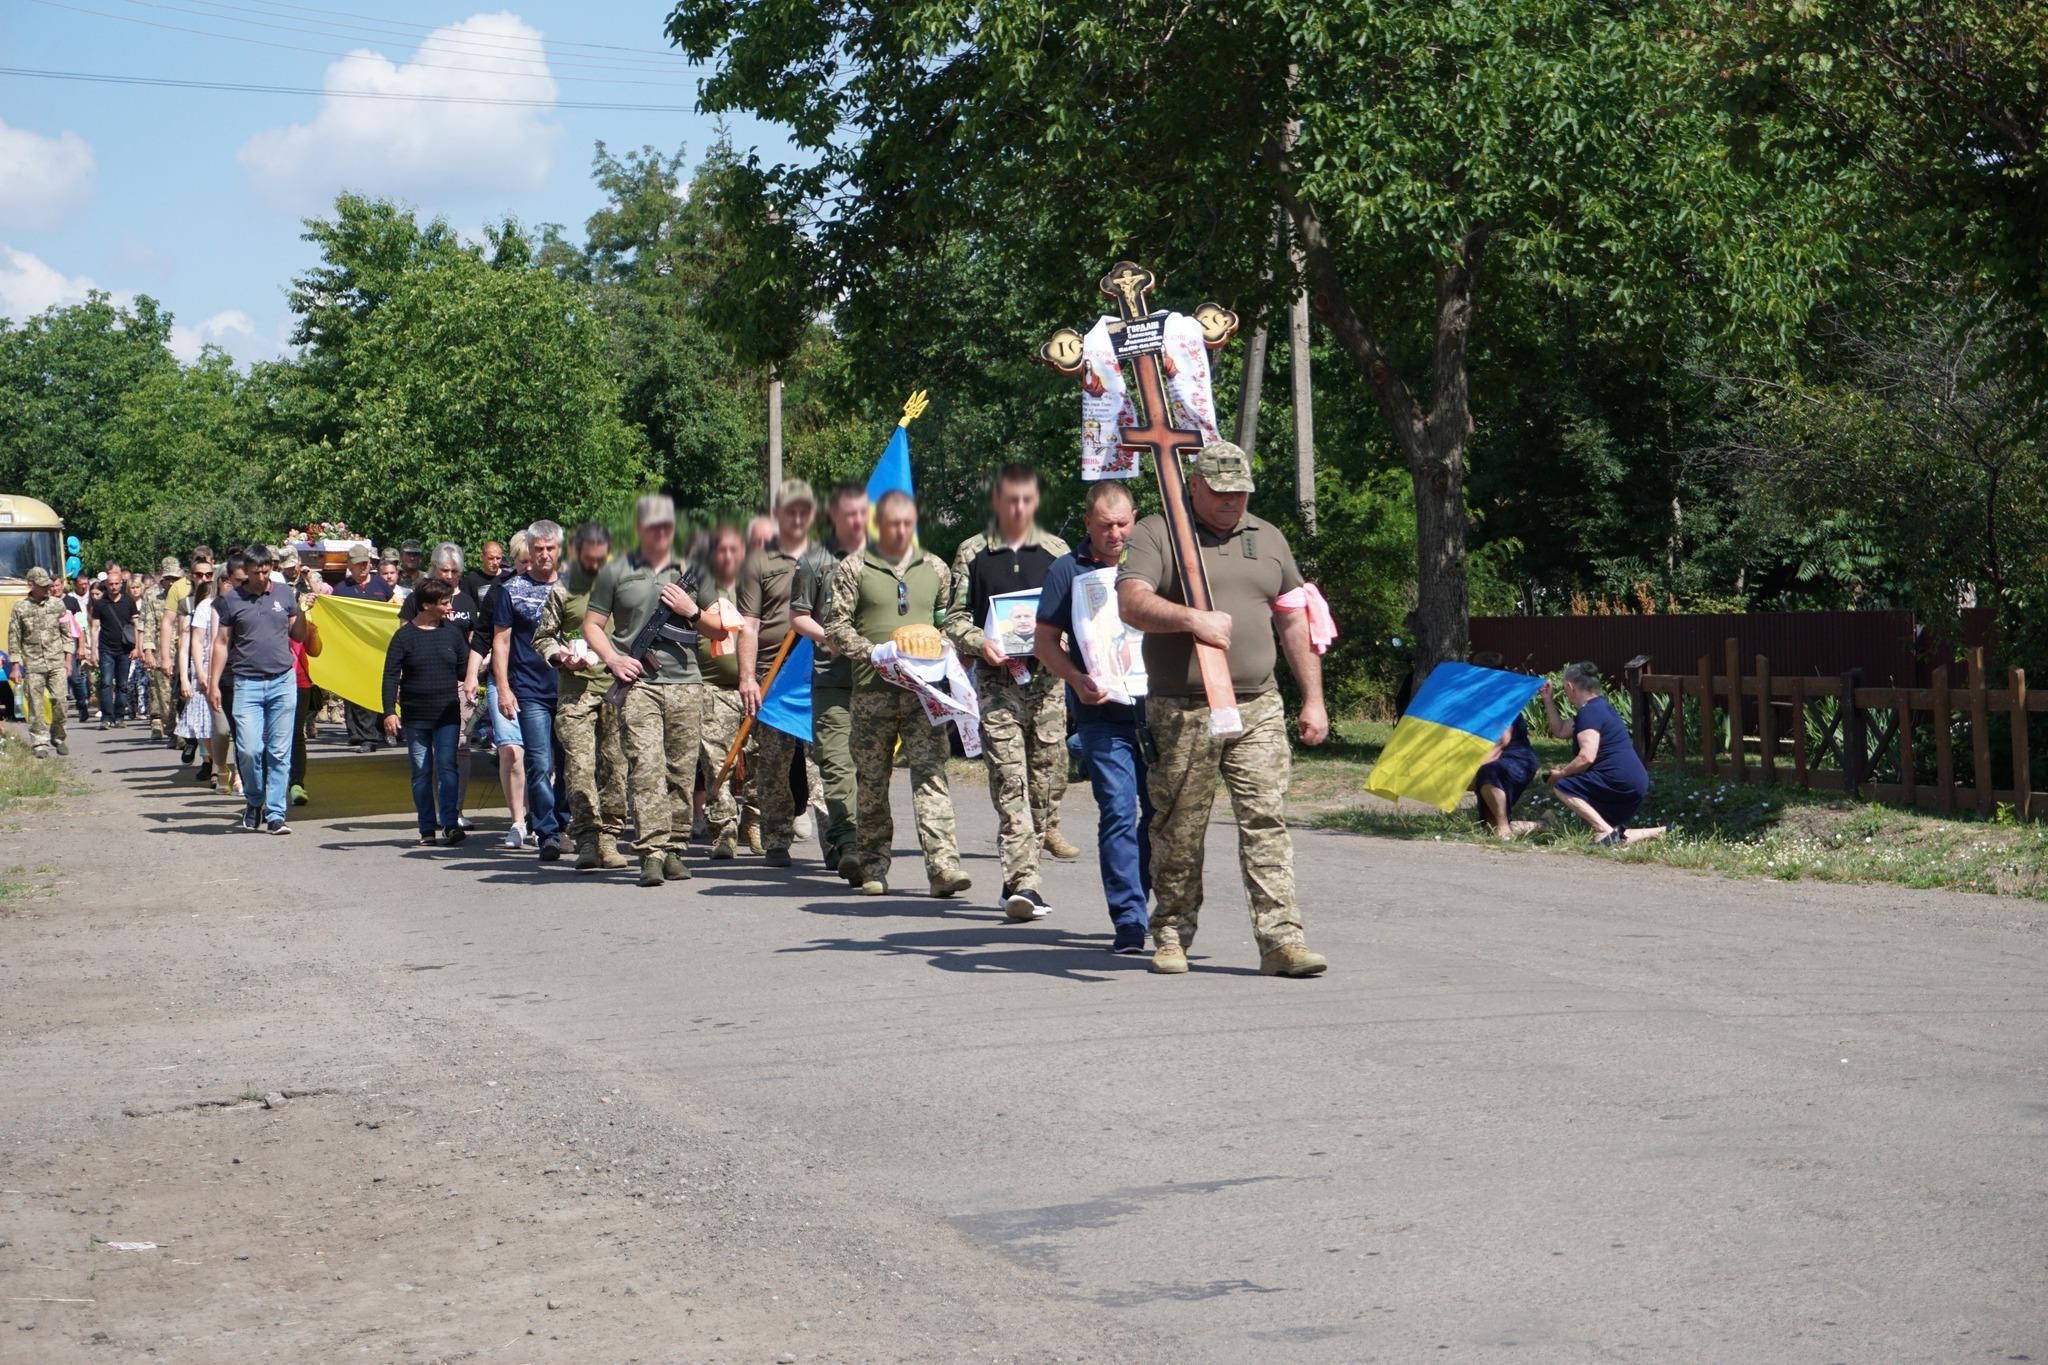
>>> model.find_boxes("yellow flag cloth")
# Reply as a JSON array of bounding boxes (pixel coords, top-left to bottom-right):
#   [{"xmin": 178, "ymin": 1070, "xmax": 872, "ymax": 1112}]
[{"xmin": 303, "ymin": 594, "xmax": 400, "ymax": 713}]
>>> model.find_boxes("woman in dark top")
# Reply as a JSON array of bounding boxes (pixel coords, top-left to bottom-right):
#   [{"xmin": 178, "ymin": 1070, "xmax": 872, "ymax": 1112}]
[
  {"xmin": 381, "ymin": 578, "xmax": 474, "ymax": 846},
  {"xmin": 1470, "ymin": 652, "xmax": 1540, "ymax": 839},
  {"xmin": 1541, "ymin": 662, "xmax": 1665, "ymax": 847}
]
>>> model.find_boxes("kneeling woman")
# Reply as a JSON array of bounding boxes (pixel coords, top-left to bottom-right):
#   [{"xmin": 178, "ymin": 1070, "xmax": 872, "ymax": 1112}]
[{"xmin": 1540, "ymin": 662, "xmax": 1666, "ymax": 847}]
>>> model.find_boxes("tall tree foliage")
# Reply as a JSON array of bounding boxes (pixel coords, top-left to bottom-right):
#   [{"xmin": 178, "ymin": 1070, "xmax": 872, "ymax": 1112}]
[{"xmin": 665, "ymin": 0, "xmax": 1846, "ymax": 674}]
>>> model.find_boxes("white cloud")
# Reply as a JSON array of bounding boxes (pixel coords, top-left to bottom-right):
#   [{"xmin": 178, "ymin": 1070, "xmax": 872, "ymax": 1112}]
[
  {"xmin": 0, "ymin": 245, "xmax": 108, "ymax": 319},
  {"xmin": 237, "ymin": 12, "xmax": 562, "ymax": 211},
  {"xmin": 0, "ymin": 119, "xmax": 96, "ymax": 229},
  {"xmin": 170, "ymin": 309, "xmax": 258, "ymax": 363}
]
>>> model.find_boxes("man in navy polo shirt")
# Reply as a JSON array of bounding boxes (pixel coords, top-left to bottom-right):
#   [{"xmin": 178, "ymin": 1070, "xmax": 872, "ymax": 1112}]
[{"xmin": 1032, "ymin": 480, "xmax": 1153, "ymax": 953}]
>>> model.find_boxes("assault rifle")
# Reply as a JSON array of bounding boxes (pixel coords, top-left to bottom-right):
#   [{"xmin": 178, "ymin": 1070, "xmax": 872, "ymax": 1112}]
[{"xmin": 602, "ymin": 597, "xmax": 700, "ymax": 707}]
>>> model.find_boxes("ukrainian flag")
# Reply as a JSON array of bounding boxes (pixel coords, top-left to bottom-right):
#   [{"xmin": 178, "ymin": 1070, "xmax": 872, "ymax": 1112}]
[
  {"xmin": 303, "ymin": 594, "xmax": 401, "ymax": 713},
  {"xmin": 1365, "ymin": 662, "xmax": 1543, "ymax": 812},
  {"xmin": 754, "ymin": 636, "xmax": 815, "ymax": 743}
]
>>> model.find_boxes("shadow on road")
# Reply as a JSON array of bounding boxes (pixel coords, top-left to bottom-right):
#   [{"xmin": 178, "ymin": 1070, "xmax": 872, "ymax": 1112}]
[{"xmin": 780, "ymin": 923, "xmax": 1247, "ymax": 981}]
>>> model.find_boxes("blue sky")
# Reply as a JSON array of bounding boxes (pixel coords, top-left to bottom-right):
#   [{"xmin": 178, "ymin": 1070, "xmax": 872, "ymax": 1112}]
[{"xmin": 0, "ymin": 0, "xmax": 789, "ymax": 361}]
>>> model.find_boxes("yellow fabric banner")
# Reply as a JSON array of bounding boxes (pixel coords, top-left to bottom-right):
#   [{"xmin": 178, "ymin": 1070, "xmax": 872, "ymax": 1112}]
[{"xmin": 303, "ymin": 594, "xmax": 400, "ymax": 713}]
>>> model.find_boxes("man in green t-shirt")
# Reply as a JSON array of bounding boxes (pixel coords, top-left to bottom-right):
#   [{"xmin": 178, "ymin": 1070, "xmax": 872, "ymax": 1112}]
[
  {"xmin": 583, "ymin": 494, "xmax": 728, "ymax": 888},
  {"xmin": 536, "ymin": 521, "xmax": 630, "ymax": 872},
  {"xmin": 819, "ymin": 489, "xmax": 972, "ymax": 900},
  {"xmin": 737, "ymin": 477, "xmax": 818, "ymax": 866},
  {"xmin": 789, "ymin": 482, "xmax": 867, "ymax": 873},
  {"xmin": 1117, "ymin": 440, "xmax": 1330, "ymax": 979},
  {"xmin": 693, "ymin": 524, "xmax": 748, "ymax": 859}
]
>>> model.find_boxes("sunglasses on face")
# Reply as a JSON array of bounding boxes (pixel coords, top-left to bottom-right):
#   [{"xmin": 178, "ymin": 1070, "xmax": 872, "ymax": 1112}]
[{"xmin": 897, "ymin": 580, "xmax": 909, "ymax": 616}]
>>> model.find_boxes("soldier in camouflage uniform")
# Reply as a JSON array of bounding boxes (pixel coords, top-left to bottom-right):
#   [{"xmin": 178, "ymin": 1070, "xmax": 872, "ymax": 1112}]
[
  {"xmin": 1115, "ymin": 441, "xmax": 1331, "ymax": 979},
  {"xmin": 737, "ymin": 477, "xmax": 819, "ymax": 867},
  {"xmin": 820, "ymin": 489, "xmax": 971, "ymax": 899},
  {"xmin": 584, "ymin": 494, "xmax": 719, "ymax": 889},
  {"xmin": 693, "ymin": 524, "xmax": 748, "ymax": 859},
  {"xmin": 943, "ymin": 464, "xmax": 1071, "ymax": 920},
  {"xmin": 790, "ymin": 483, "xmax": 867, "ymax": 872},
  {"xmin": 536, "ymin": 522, "xmax": 630, "ymax": 872},
  {"xmin": 9, "ymin": 567, "xmax": 73, "ymax": 756},
  {"xmin": 135, "ymin": 559, "xmax": 176, "ymax": 740}
]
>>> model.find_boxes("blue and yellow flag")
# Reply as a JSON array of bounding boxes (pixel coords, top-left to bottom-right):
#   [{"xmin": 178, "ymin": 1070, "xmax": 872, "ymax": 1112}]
[
  {"xmin": 303, "ymin": 594, "xmax": 401, "ymax": 713},
  {"xmin": 1365, "ymin": 662, "xmax": 1543, "ymax": 811},
  {"xmin": 865, "ymin": 425, "xmax": 915, "ymax": 505},
  {"xmin": 755, "ymin": 636, "xmax": 815, "ymax": 743}
]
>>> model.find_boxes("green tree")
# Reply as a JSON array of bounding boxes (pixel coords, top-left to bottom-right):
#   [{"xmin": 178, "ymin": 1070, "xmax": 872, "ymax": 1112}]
[
  {"xmin": 666, "ymin": 0, "xmax": 1845, "ymax": 675},
  {"xmin": 308, "ymin": 252, "xmax": 653, "ymax": 546},
  {"xmin": 0, "ymin": 291, "xmax": 177, "ymax": 557}
]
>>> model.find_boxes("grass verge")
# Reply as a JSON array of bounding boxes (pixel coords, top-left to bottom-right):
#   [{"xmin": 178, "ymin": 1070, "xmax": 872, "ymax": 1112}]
[{"xmin": 1302, "ymin": 735, "xmax": 2048, "ymax": 902}]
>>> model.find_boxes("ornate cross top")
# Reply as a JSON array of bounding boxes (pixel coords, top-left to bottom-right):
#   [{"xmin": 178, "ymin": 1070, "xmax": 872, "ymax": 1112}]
[{"xmin": 1036, "ymin": 260, "xmax": 1247, "ymax": 736}]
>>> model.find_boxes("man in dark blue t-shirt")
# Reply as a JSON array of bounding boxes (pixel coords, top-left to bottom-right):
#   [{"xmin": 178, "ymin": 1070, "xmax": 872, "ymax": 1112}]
[
  {"xmin": 1031, "ymin": 480, "xmax": 1154, "ymax": 953},
  {"xmin": 492, "ymin": 520, "xmax": 567, "ymax": 856}
]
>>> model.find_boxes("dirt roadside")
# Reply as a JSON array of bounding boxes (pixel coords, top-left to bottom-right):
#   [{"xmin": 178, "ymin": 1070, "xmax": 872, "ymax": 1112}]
[{"xmin": 0, "ymin": 735, "xmax": 1145, "ymax": 1363}]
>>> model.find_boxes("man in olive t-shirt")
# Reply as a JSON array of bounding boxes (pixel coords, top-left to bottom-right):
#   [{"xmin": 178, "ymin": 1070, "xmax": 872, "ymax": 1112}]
[
  {"xmin": 583, "ymin": 494, "xmax": 719, "ymax": 887},
  {"xmin": 737, "ymin": 477, "xmax": 817, "ymax": 864},
  {"xmin": 1117, "ymin": 440, "xmax": 1330, "ymax": 979}
]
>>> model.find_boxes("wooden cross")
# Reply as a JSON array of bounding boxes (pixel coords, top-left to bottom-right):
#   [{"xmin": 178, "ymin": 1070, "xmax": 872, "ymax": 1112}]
[{"xmin": 1040, "ymin": 261, "xmax": 1244, "ymax": 735}]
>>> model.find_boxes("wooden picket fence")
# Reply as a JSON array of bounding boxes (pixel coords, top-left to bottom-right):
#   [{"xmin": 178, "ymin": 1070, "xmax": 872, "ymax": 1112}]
[{"xmin": 1626, "ymin": 640, "xmax": 2044, "ymax": 821}]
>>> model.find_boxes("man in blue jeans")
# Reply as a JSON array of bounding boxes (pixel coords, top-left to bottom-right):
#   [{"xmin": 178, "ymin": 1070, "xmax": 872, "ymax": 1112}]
[
  {"xmin": 1032, "ymin": 480, "xmax": 1154, "ymax": 953},
  {"xmin": 206, "ymin": 545, "xmax": 312, "ymax": 834},
  {"xmin": 492, "ymin": 519, "xmax": 568, "ymax": 860}
]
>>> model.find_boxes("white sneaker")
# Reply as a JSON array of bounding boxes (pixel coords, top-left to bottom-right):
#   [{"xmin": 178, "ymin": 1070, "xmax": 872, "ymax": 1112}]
[{"xmin": 502, "ymin": 822, "xmax": 526, "ymax": 850}]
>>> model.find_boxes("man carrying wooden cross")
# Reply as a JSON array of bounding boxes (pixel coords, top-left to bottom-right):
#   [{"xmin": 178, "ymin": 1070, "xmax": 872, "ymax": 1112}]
[{"xmin": 1116, "ymin": 440, "xmax": 1331, "ymax": 978}]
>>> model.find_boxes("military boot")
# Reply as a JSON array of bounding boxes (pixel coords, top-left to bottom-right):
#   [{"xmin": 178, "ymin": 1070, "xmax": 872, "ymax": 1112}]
[
  {"xmin": 740, "ymin": 814, "xmax": 763, "ymax": 854},
  {"xmin": 596, "ymin": 836, "xmax": 630, "ymax": 870},
  {"xmin": 710, "ymin": 834, "xmax": 736, "ymax": 860},
  {"xmin": 637, "ymin": 856, "xmax": 664, "ymax": 888},
  {"xmin": 1150, "ymin": 927, "xmax": 1189, "ymax": 975},
  {"xmin": 1043, "ymin": 829, "xmax": 1082, "ymax": 860},
  {"xmin": 1259, "ymin": 943, "xmax": 1329, "ymax": 978},
  {"xmin": 928, "ymin": 868, "xmax": 973, "ymax": 899},
  {"xmin": 838, "ymin": 853, "xmax": 866, "ymax": 886},
  {"xmin": 662, "ymin": 851, "xmax": 691, "ymax": 881},
  {"xmin": 763, "ymin": 847, "xmax": 792, "ymax": 868},
  {"xmin": 574, "ymin": 837, "xmax": 600, "ymax": 872}
]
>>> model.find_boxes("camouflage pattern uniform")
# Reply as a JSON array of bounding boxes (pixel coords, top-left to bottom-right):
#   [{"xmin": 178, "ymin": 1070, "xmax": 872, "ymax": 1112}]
[
  {"xmin": 944, "ymin": 526, "xmax": 1070, "ymax": 894},
  {"xmin": 134, "ymin": 584, "xmax": 169, "ymax": 737},
  {"xmin": 791, "ymin": 537, "xmax": 857, "ymax": 867},
  {"xmin": 589, "ymin": 551, "xmax": 703, "ymax": 863},
  {"xmin": 1143, "ymin": 690, "xmax": 1303, "ymax": 952},
  {"xmin": 736, "ymin": 537, "xmax": 814, "ymax": 857},
  {"xmin": 534, "ymin": 578, "xmax": 627, "ymax": 855},
  {"xmin": 694, "ymin": 581, "xmax": 745, "ymax": 850},
  {"xmin": 8, "ymin": 578, "xmax": 73, "ymax": 755},
  {"xmin": 820, "ymin": 546, "xmax": 962, "ymax": 886}
]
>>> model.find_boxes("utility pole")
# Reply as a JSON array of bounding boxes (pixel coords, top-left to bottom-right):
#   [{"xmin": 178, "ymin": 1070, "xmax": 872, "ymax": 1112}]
[
  {"xmin": 1289, "ymin": 281, "xmax": 1314, "ymax": 536},
  {"xmin": 766, "ymin": 368, "xmax": 783, "ymax": 501},
  {"xmin": 1233, "ymin": 320, "xmax": 1269, "ymax": 453}
]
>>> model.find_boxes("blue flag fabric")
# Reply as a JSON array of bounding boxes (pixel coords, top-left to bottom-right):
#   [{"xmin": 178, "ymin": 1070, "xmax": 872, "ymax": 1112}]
[
  {"xmin": 755, "ymin": 636, "xmax": 815, "ymax": 743},
  {"xmin": 1365, "ymin": 662, "xmax": 1545, "ymax": 811},
  {"xmin": 866, "ymin": 426, "xmax": 915, "ymax": 503}
]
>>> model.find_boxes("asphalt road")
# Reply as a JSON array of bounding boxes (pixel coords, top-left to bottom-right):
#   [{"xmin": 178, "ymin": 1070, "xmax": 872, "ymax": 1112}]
[{"xmin": 43, "ymin": 723, "xmax": 2048, "ymax": 1361}]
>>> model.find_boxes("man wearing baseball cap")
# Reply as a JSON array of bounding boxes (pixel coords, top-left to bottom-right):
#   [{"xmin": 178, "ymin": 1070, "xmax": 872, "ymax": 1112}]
[
  {"xmin": 735, "ymin": 476, "xmax": 819, "ymax": 866},
  {"xmin": 331, "ymin": 543, "xmax": 393, "ymax": 751},
  {"xmin": 9, "ymin": 566, "xmax": 73, "ymax": 757},
  {"xmin": 137, "ymin": 555, "xmax": 183, "ymax": 743},
  {"xmin": 1116, "ymin": 439, "xmax": 1331, "ymax": 979}
]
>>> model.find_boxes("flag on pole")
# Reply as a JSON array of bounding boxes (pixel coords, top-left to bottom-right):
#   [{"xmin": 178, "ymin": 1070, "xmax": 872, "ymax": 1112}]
[
  {"xmin": 754, "ymin": 636, "xmax": 815, "ymax": 743},
  {"xmin": 865, "ymin": 424, "xmax": 915, "ymax": 504},
  {"xmin": 1365, "ymin": 662, "xmax": 1544, "ymax": 812},
  {"xmin": 302, "ymin": 594, "xmax": 401, "ymax": 713}
]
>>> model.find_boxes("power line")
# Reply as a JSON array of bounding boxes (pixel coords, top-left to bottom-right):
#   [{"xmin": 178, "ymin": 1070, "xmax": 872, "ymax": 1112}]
[
  {"xmin": 0, "ymin": 66, "xmax": 700, "ymax": 111},
  {"xmin": 23, "ymin": 0, "xmax": 695, "ymax": 84},
  {"xmin": 118, "ymin": 0, "xmax": 690, "ymax": 75},
  {"xmin": 181, "ymin": 0, "xmax": 688, "ymax": 61}
]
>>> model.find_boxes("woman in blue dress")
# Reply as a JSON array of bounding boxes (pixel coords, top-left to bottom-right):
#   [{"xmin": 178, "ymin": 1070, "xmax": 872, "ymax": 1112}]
[{"xmin": 1540, "ymin": 662, "xmax": 1666, "ymax": 847}]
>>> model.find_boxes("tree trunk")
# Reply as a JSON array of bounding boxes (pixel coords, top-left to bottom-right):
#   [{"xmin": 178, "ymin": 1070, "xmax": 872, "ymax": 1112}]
[{"xmin": 1411, "ymin": 437, "xmax": 1470, "ymax": 672}]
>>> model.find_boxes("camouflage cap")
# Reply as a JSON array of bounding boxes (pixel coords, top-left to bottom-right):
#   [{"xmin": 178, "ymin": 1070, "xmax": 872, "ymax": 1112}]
[
  {"xmin": 1192, "ymin": 440, "xmax": 1255, "ymax": 493},
  {"xmin": 25, "ymin": 566, "xmax": 52, "ymax": 586},
  {"xmin": 276, "ymin": 546, "xmax": 301, "ymax": 570},
  {"xmin": 346, "ymin": 542, "xmax": 373, "ymax": 564},
  {"xmin": 379, "ymin": 545, "xmax": 401, "ymax": 563},
  {"xmin": 158, "ymin": 555, "xmax": 183, "ymax": 577},
  {"xmin": 399, "ymin": 539, "xmax": 424, "ymax": 556},
  {"xmin": 773, "ymin": 477, "xmax": 817, "ymax": 510}
]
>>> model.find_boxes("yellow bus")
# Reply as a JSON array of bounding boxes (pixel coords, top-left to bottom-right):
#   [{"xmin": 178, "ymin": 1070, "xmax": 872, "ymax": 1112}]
[{"xmin": 0, "ymin": 495, "xmax": 68, "ymax": 680}]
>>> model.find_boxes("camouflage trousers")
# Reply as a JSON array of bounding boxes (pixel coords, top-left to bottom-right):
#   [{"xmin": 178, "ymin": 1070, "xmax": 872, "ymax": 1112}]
[
  {"xmin": 618, "ymin": 682, "xmax": 700, "ymax": 859},
  {"xmin": 847, "ymin": 685, "xmax": 960, "ymax": 885},
  {"xmin": 752, "ymin": 721, "xmax": 818, "ymax": 854},
  {"xmin": 697, "ymin": 683, "xmax": 744, "ymax": 844},
  {"xmin": 555, "ymin": 686, "xmax": 627, "ymax": 843},
  {"xmin": 975, "ymin": 664, "xmax": 1067, "ymax": 892},
  {"xmin": 149, "ymin": 668, "xmax": 176, "ymax": 736},
  {"xmin": 811, "ymin": 686, "xmax": 856, "ymax": 863},
  {"xmin": 1144, "ymin": 690, "xmax": 1303, "ymax": 953},
  {"xmin": 21, "ymin": 663, "xmax": 68, "ymax": 752}
]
